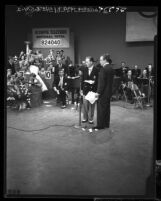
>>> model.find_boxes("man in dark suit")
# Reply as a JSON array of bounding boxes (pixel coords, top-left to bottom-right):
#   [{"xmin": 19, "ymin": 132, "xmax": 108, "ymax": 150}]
[
  {"xmin": 53, "ymin": 69, "xmax": 68, "ymax": 108},
  {"xmin": 81, "ymin": 56, "xmax": 99, "ymax": 124},
  {"xmin": 94, "ymin": 54, "xmax": 114, "ymax": 130}
]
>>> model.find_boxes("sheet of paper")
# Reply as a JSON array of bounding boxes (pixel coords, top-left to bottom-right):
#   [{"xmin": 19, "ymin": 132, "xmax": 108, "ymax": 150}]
[{"xmin": 85, "ymin": 91, "xmax": 97, "ymax": 104}]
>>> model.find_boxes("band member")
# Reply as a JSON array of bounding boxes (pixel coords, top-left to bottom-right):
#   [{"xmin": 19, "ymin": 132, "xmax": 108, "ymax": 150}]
[
  {"xmin": 132, "ymin": 65, "xmax": 141, "ymax": 83},
  {"xmin": 81, "ymin": 56, "xmax": 99, "ymax": 124},
  {"xmin": 118, "ymin": 61, "xmax": 129, "ymax": 81},
  {"xmin": 94, "ymin": 54, "xmax": 114, "ymax": 130},
  {"xmin": 53, "ymin": 69, "xmax": 69, "ymax": 108}
]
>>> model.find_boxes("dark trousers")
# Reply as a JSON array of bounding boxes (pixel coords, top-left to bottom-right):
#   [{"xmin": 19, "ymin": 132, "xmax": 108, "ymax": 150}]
[
  {"xmin": 58, "ymin": 90, "xmax": 66, "ymax": 105},
  {"xmin": 97, "ymin": 98, "xmax": 111, "ymax": 128}
]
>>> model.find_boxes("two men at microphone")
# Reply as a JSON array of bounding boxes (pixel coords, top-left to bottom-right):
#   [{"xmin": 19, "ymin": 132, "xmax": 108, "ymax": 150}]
[
  {"xmin": 53, "ymin": 53, "xmax": 114, "ymax": 131},
  {"xmin": 81, "ymin": 54, "xmax": 114, "ymax": 131}
]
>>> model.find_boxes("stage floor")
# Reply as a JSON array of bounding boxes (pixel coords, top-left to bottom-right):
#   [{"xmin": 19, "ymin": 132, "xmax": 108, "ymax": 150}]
[{"xmin": 6, "ymin": 99, "xmax": 154, "ymax": 197}]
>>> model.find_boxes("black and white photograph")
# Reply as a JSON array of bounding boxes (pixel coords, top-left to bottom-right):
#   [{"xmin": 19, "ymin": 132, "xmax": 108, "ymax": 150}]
[{"xmin": 5, "ymin": 4, "xmax": 158, "ymax": 198}]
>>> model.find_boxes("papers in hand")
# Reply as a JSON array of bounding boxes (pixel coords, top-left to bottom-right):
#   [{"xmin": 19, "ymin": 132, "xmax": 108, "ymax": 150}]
[
  {"xmin": 84, "ymin": 80, "xmax": 94, "ymax": 84},
  {"xmin": 85, "ymin": 91, "xmax": 97, "ymax": 104}
]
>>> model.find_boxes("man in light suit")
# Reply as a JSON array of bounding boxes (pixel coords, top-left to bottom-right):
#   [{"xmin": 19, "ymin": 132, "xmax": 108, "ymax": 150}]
[
  {"xmin": 94, "ymin": 54, "xmax": 114, "ymax": 130},
  {"xmin": 81, "ymin": 56, "xmax": 99, "ymax": 124}
]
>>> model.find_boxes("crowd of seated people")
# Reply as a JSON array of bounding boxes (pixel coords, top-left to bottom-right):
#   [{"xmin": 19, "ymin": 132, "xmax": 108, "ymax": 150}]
[
  {"xmin": 114, "ymin": 62, "xmax": 155, "ymax": 105},
  {"xmin": 6, "ymin": 48, "xmax": 83, "ymax": 110}
]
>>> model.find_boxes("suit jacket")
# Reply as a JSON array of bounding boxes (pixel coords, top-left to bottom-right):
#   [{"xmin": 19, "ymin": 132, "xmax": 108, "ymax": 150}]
[
  {"xmin": 81, "ymin": 66, "xmax": 99, "ymax": 96},
  {"xmin": 52, "ymin": 76, "xmax": 68, "ymax": 91},
  {"xmin": 97, "ymin": 64, "xmax": 114, "ymax": 100}
]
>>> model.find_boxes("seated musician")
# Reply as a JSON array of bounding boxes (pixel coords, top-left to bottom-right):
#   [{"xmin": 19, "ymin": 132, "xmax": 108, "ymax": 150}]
[
  {"xmin": 53, "ymin": 69, "xmax": 69, "ymax": 108},
  {"xmin": 118, "ymin": 61, "xmax": 129, "ymax": 81},
  {"xmin": 145, "ymin": 64, "xmax": 155, "ymax": 78},
  {"xmin": 139, "ymin": 69, "xmax": 149, "ymax": 103},
  {"xmin": 145, "ymin": 64, "xmax": 154, "ymax": 98},
  {"xmin": 67, "ymin": 61, "xmax": 80, "ymax": 105},
  {"xmin": 132, "ymin": 65, "xmax": 141, "ymax": 84},
  {"xmin": 121, "ymin": 69, "xmax": 135, "ymax": 103}
]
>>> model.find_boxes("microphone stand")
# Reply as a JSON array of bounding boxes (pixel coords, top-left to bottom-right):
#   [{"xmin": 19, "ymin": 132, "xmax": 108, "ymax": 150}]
[{"xmin": 74, "ymin": 70, "xmax": 83, "ymax": 129}]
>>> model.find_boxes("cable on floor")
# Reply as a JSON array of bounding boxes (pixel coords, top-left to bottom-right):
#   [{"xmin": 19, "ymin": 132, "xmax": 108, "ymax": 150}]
[{"xmin": 7, "ymin": 124, "xmax": 75, "ymax": 132}]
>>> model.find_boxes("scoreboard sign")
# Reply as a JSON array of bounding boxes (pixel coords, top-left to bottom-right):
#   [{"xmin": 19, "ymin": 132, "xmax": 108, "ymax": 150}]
[
  {"xmin": 32, "ymin": 28, "xmax": 70, "ymax": 48},
  {"xmin": 45, "ymin": 71, "xmax": 51, "ymax": 79}
]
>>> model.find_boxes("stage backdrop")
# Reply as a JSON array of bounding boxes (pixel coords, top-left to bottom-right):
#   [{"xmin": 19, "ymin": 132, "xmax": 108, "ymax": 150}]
[
  {"xmin": 126, "ymin": 12, "xmax": 157, "ymax": 42},
  {"xmin": 31, "ymin": 28, "xmax": 74, "ymax": 64}
]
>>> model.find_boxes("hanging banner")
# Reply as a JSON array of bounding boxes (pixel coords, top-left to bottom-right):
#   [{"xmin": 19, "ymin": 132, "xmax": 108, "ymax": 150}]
[{"xmin": 32, "ymin": 28, "xmax": 70, "ymax": 48}]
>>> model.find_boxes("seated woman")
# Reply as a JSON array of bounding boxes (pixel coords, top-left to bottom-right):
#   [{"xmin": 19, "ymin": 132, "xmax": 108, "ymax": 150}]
[{"xmin": 52, "ymin": 69, "xmax": 68, "ymax": 108}]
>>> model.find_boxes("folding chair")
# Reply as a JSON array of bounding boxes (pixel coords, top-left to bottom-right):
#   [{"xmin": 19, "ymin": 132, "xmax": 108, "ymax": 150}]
[{"xmin": 131, "ymin": 83, "xmax": 146, "ymax": 110}]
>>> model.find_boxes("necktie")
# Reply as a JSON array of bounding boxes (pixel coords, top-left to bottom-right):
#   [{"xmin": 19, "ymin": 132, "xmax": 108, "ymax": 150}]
[{"xmin": 60, "ymin": 77, "xmax": 63, "ymax": 88}]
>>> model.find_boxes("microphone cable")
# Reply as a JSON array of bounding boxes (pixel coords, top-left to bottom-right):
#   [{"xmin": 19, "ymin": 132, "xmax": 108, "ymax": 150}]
[{"xmin": 7, "ymin": 124, "xmax": 75, "ymax": 132}]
